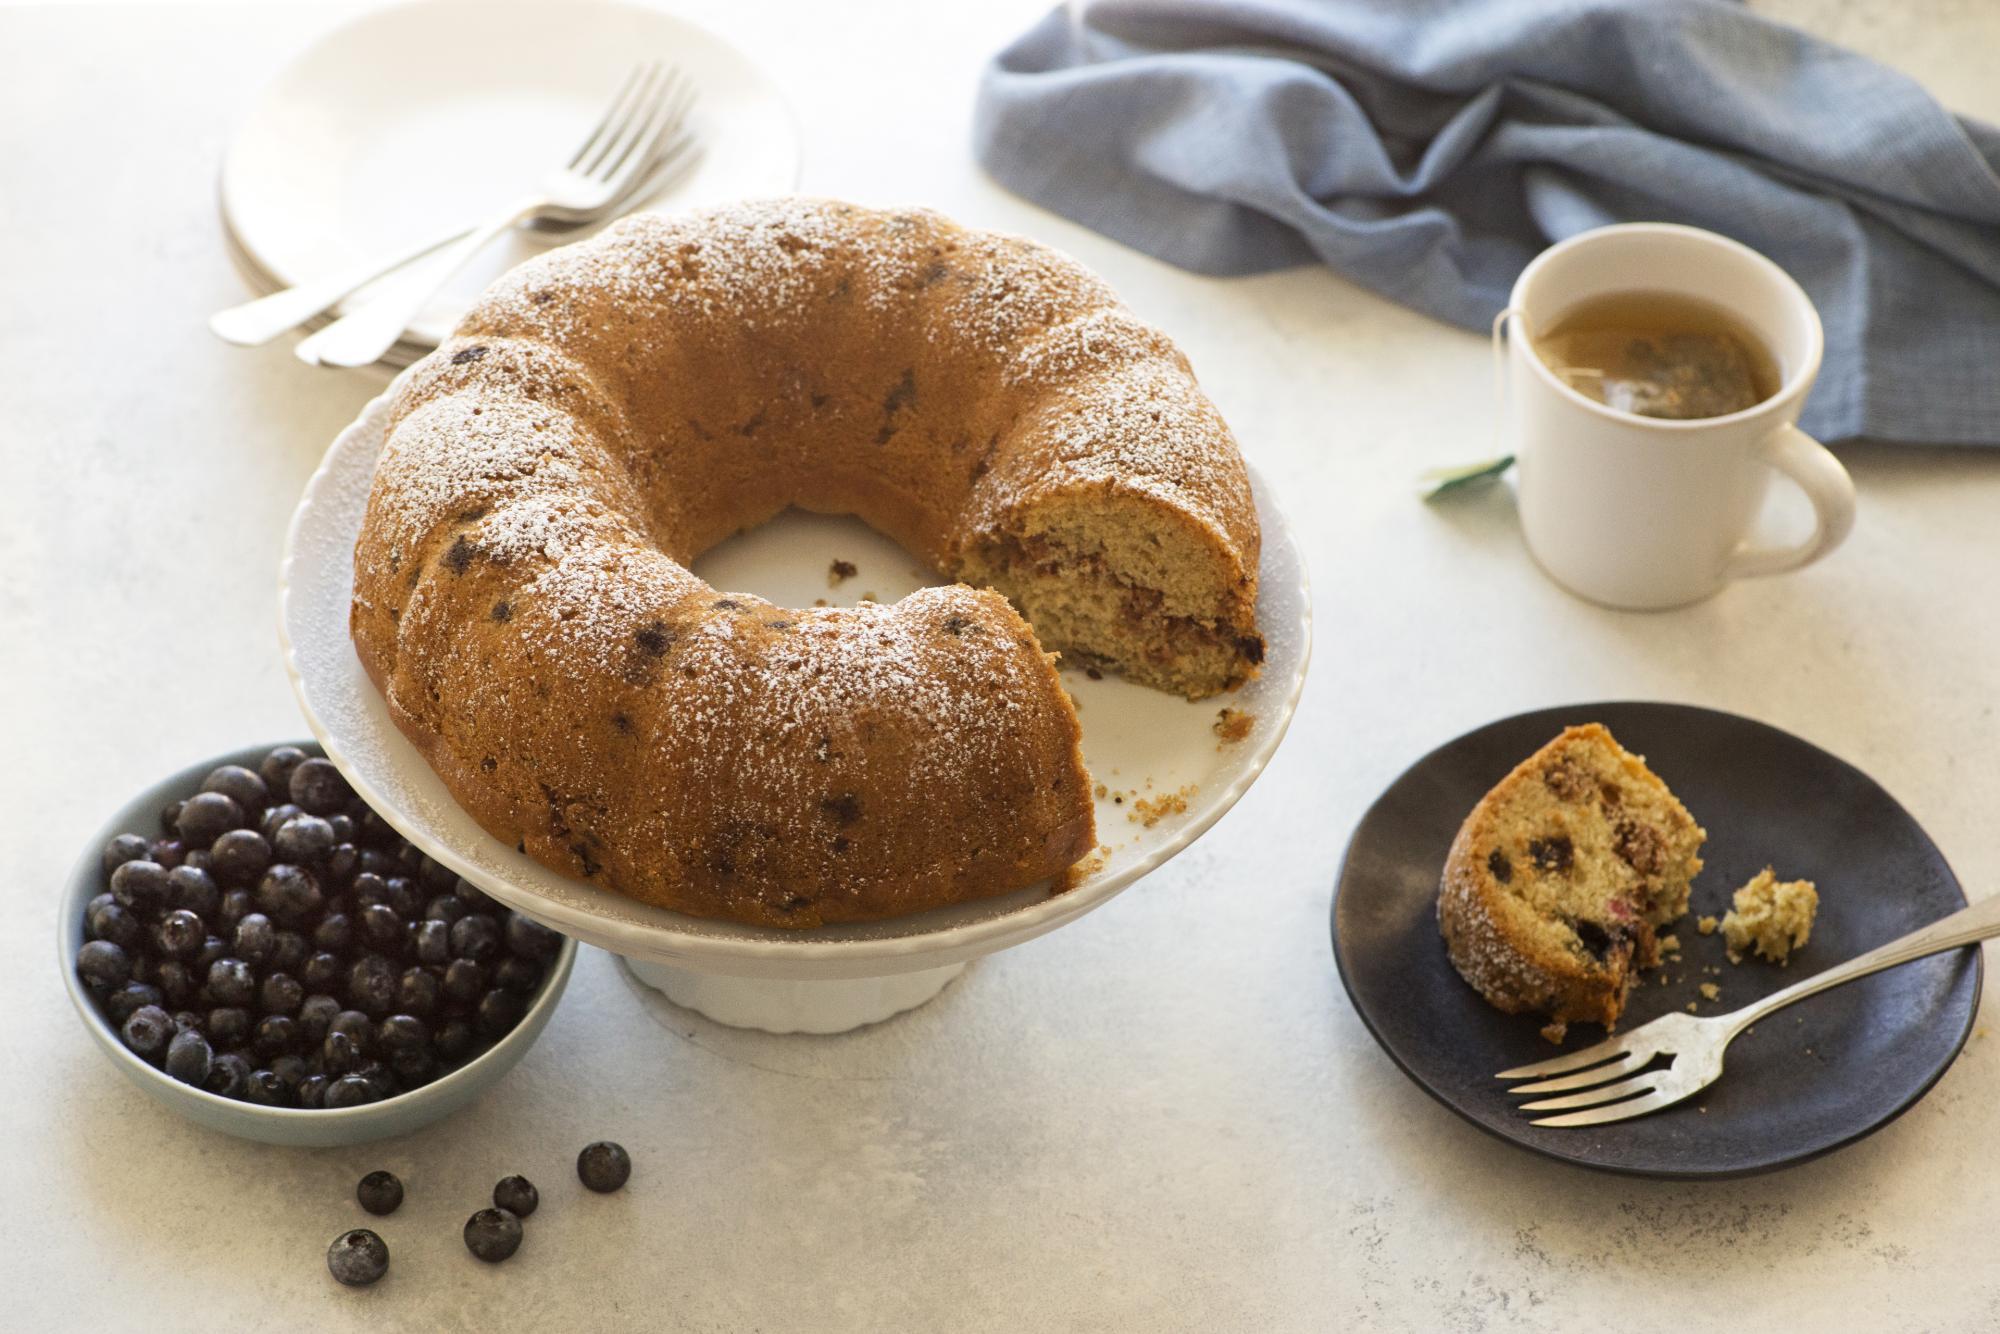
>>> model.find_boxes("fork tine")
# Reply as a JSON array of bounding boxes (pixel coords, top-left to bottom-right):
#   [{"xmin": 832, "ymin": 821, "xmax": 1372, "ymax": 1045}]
[
  {"xmin": 597, "ymin": 75, "xmax": 697, "ymax": 190},
  {"xmin": 1494, "ymin": 1032, "xmax": 1632, "ymax": 1081},
  {"xmin": 568, "ymin": 64, "xmax": 652, "ymax": 171},
  {"xmin": 1530, "ymin": 1086, "xmax": 1699, "ymax": 1128},
  {"xmin": 585, "ymin": 65, "xmax": 671, "ymax": 179},
  {"xmin": 1516, "ymin": 1072, "xmax": 1662, "ymax": 1113},
  {"xmin": 1507, "ymin": 1049, "xmax": 1651, "ymax": 1095}
]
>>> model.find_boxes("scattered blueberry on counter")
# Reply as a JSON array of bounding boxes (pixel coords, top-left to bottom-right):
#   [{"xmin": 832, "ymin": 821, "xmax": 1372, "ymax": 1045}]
[
  {"xmin": 464, "ymin": 1206, "xmax": 525, "ymax": 1263},
  {"xmin": 357, "ymin": 1170, "xmax": 404, "ymax": 1216},
  {"xmin": 577, "ymin": 1141, "xmax": 632, "ymax": 1193},
  {"xmin": 493, "ymin": 1175, "xmax": 539, "ymax": 1218},
  {"xmin": 74, "ymin": 746, "xmax": 565, "ymax": 1108},
  {"xmin": 327, "ymin": 1228, "xmax": 390, "ymax": 1287}
]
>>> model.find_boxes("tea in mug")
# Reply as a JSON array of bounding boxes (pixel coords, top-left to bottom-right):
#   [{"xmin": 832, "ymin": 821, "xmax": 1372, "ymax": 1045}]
[{"xmin": 1531, "ymin": 291, "xmax": 1781, "ymax": 420}]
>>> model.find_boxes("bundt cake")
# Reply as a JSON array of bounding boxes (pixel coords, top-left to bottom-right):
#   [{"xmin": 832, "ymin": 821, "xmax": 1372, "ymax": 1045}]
[
  {"xmin": 1438, "ymin": 724, "xmax": 1707, "ymax": 1033},
  {"xmin": 350, "ymin": 198, "xmax": 1263, "ymax": 928}
]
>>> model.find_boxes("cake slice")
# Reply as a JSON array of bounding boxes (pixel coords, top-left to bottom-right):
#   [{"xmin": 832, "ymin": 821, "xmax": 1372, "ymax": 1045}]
[{"xmin": 1438, "ymin": 724, "xmax": 1707, "ymax": 1035}]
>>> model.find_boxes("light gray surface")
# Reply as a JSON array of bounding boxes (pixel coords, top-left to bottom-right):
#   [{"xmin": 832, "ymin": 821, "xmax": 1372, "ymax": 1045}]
[{"xmin": 4, "ymin": 1, "xmax": 1998, "ymax": 1329}]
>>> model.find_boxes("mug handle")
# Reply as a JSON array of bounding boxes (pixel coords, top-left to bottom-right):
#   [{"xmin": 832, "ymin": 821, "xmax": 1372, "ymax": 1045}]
[{"xmin": 1724, "ymin": 424, "xmax": 1857, "ymax": 580}]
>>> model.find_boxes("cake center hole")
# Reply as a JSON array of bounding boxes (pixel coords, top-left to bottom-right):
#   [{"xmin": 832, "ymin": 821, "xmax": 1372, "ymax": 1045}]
[{"xmin": 688, "ymin": 508, "xmax": 944, "ymax": 611}]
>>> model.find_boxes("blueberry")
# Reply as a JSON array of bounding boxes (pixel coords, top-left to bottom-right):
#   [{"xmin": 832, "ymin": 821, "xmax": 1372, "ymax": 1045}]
[
  {"xmin": 296, "ymin": 1074, "xmax": 330, "ymax": 1109},
  {"xmin": 423, "ymin": 895, "xmax": 466, "ymax": 926},
  {"xmin": 217, "ymin": 888, "xmax": 255, "ymax": 930},
  {"xmin": 361, "ymin": 903, "xmax": 405, "ymax": 951},
  {"xmin": 164, "ymin": 1029, "xmax": 213, "ymax": 1086},
  {"xmin": 156, "ymin": 909, "xmax": 205, "ymax": 958},
  {"xmin": 242, "ymin": 1068, "xmax": 290, "ymax": 1106},
  {"xmin": 260, "ymin": 972, "xmax": 304, "ymax": 1017},
  {"xmin": 269, "ymin": 1053, "xmax": 309, "ymax": 1091},
  {"xmin": 358, "ymin": 810, "xmax": 399, "ymax": 850},
  {"xmin": 322, "ymin": 1030, "xmax": 365, "ymax": 1077},
  {"xmin": 324, "ymin": 843, "xmax": 361, "ymax": 889},
  {"xmin": 388, "ymin": 1044, "xmax": 437, "ymax": 1087},
  {"xmin": 271, "ymin": 930, "xmax": 309, "ymax": 974},
  {"xmin": 176, "ymin": 791, "xmax": 245, "ymax": 850},
  {"xmin": 120, "ymin": 1004, "xmax": 173, "ymax": 1061},
  {"xmin": 304, "ymin": 951, "xmax": 346, "ymax": 992},
  {"xmin": 298, "ymin": 993, "xmax": 342, "ymax": 1044},
  {"xmin": 255, "ymin": 1014, "xmax": 299, "ymax": 1057},
  {"xmin": 204, "ymin": 1052, "xmax": 251, "ymax": 1098},
  {"xmin": 577, "ymin": 1141, "xmax": 631, "ymax": 1193},
  {"xmin": 289, "ymin": 758, "xmax": 352, "ymax": 816},
  {"xmin": 454, "ymin": 878, "xmax": 490, "ymax": 912},
  {"xmin": 495, "ymin": 957, "xmax": 543, "ymax": 996},
  {"xmin": 86, "ymin": 899, "xmax": 142, "ymax": 951},
  {"xmin": 442, "ymin": 958, "xmax": 487, "ymax": 1004},
  {"xmin": 357, "ymin": 1170, "xmax": 404, "ymax": 1216},
  {"xmin": 504, "ymin": 912, "xmax": 561, "ymax": 961},
  {"xmin": 322, "ymin": 1074, "xmax": 379, "ymax": 1109},
  {"xmin": 172, "ymin": 1010, "xmax": 204, "ymax": 1033},
  {"xmin": 130, "ymin": 954, "xmax": 159, "ymax": 986},
  {"xmin": 411, "ymin": 920, "xmax": 450, "ymax": 967},
  {"xmin": 395, "ymin": 967, "xmax": 440, "ymax": 1018},
  {"xmin": 260, "ymin": 801, "xmax": 305, "ymax": 842},
  {"xmin": 209, "ymin": 829, "xmax": 273, "ymax": 888},
  {"xmin": 159, "ymin": 800, "xmax": 186, "ymax": 836},
  {"xmin": 476, "ymin": 988, "xmax": 524, "ymax": 1038},
  {"xmin": 147, "ymin": 838, "xmax": 186, "ymax": 870},
  {"xmin": 76, "ymin": 940, "xmax": 132, "ymax": 991},
  {"xmin": 357, "ymin": 849, "xmax": 397, "ymax": 880},
  {"xmin": 270, "ymin": 814, "xmax": 333, "ymax": 866},
  {"xmin": 450, "ymin": 915, "xmax": 501, "ymax": 962},
  {"xmin": 156, "ymin": 960, "xmax": 198, "ymax": 1008},
  {"xmin": 350, "ymin": 872, "xmax": 389, "ymax": 908},
  {"xmin": 417, "ymin": 857, "xmax": 458, "ymax": 893},
  {"xmin": 313, "ymin": 912, "xmax": 356, "ymax": 955},
  {"xmin": 208, "ymin": 1006, "xmax": 252, "ymax": 1047},
  {"xmin": 106, "ymin": 981, "xmax": 165, "ymax": 1026},
  {"xmin": 376, "ymin": 1014, "xmax": 429, "ymax": 1055},
  {"xmin": 195, "ymin": 935, "xmax": 228, "ymax": 972},
  {"xmin": 353, "ymin": 1060, "xmax": 397, "ymax": 1099},
  {"xmin": 329, "ymin": 1008, "xmax": 373, "ymax": 1048},
  {"xmin": 166, "ymin": 864, "xmax": 221, "ymax": 917},
  {"xmin": 101, "ymin": 833, "xmax": 152, "ymax": 877},
  {"xmin": 493, "ymin": 1175, "xmax": 538, "ymax": 1218},
  {"xmin": 233, "ymin": 913, "xmax": 276, "ymax": 966},
  {"xmin": 202, "ymin": 764, "xmax": 269, "ymax": 812},
  {"xmin": 259, "ymin": 746, "xmax": 310, "ymax": 796},
  {"xmin": 348, "ymin": 955, "xmax": 398, "ymax": 1017},
  {"xmin": 108, "ymin": 860, "xmax": 170, "ymax": 915},
  {"xmin": 393, "ymin": 844, "xmax": 426, "ymax": 878},
  {"xmin": 380, "ymin": 877, "xmax": 420, "ymax": 920},
  {"xmin": 205, "ymin": 957, "xmax": 256, "ymax": 1007},
  {"xmin": 463, "ymin": 1207, "xmax": 523, "ymax": 1263},
  {"xmin": 183, "ymin": 849, "xmax": 212, "ymax": 874},
  {"xmin": 257, "ymin": 864, "xmax": 323, "ymax": 922},
  {"xmin": 434, "ymin": 1019, "xmax": 476, "ymax": 1063},
  {"xmin": 326, "ymin": 1228, "xmax": 389, "ymax": 1287}
]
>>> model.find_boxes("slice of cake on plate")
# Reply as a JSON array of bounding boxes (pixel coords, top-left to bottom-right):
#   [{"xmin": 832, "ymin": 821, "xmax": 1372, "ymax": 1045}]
[{"xmin": 1438, "ymin": 723, "xmax": 1707, "ymax": 1040}]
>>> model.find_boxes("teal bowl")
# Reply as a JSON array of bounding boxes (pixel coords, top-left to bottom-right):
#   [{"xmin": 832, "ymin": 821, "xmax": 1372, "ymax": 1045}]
[{"xmin": 59, "ymin": 741, "xmax": 575, "ymax": 1146}]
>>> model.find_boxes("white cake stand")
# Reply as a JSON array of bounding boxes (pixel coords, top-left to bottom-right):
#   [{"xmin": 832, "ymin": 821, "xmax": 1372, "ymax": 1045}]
[{"xmin": 280, "ymin": 382, "xmax": 1312, "ymax": 1033}]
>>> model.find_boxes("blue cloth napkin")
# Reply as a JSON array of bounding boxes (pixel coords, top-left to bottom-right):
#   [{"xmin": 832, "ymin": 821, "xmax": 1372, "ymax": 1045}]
[{"xmin": 974, "ymin": 0, "xmax": 2000, "ymax": 445}]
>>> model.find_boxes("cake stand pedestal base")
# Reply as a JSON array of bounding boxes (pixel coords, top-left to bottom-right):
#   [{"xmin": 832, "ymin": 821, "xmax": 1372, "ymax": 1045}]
[{"xmin": 621, "ymin": 958, "xmax": 967, "ymax": 1034}]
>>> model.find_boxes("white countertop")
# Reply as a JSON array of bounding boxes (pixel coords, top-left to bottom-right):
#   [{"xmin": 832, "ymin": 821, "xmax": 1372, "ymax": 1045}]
[{"xmin": 5, "ymin": 1, "xmax": 1998, "ymax": 1328}]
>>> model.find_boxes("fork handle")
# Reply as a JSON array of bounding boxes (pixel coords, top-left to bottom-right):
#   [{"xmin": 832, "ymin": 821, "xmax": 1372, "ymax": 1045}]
[
  {"xmin": 1725, "ymin": 890, "xmax": 2000, "ymax": 1033},
  {"xmin": 296, "ymin": 195, "xmax": 543, "ymax": 368},
  {"xmin": 208, "ymin": 226, "xmax": 472, "ymax": 346}
]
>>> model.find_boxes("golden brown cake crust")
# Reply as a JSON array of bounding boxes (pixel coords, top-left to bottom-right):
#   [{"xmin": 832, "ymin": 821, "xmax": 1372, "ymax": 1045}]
[
  {"xmin": 1438, "ymin": 724, "xmax": 1707, "ymax": 1032},
  {"xmin": 350, "ymin": 199, "xmax": 1258, "ymax": 927}
]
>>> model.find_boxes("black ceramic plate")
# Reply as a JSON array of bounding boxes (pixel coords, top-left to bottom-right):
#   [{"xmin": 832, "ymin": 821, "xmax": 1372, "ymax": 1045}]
[{"xmin": 1332, "ymin": 702, "xmax": 1980, "ymax": 1179}]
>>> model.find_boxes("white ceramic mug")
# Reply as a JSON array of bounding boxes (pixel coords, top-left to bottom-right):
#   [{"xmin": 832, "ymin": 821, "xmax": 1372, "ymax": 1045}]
[{"xmin": 1503, "ymin": 223, "xmax": 1856, "ymax": 610}]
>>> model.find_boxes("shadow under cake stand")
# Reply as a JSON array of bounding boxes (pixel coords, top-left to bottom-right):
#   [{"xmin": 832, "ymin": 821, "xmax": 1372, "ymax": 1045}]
[{"xmin": 281, "ymin": 385, "xmax": 1311, "ymax": 1033}]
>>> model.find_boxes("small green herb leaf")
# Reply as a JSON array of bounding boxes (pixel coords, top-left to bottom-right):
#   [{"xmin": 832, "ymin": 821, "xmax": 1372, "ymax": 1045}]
[{"xmin": 1419, "ymin": 454, "xmax": 1514, "ymax": 500}]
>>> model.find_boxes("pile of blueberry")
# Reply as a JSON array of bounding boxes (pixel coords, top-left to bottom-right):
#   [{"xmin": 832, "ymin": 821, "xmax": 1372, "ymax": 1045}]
[
  {"xmin": 327, "ymin": 1142, "xmax": 631, "ymax": 1286},
  {"xmin": 74, "ymin": 746, "xmax": 563, "ymax": 1108}
]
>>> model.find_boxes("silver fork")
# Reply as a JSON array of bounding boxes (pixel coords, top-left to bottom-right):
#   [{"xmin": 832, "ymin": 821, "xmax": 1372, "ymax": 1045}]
[
  {"xmin": 293, "ymin": 62, "xmax": 698, "ymax": 368},
  {"xmin": 1498, "ymin": 891, "xmax": 2000, "ymax": 1126}
]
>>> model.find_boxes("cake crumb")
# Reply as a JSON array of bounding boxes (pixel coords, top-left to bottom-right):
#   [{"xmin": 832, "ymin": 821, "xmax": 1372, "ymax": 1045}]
[
  {"xmin": 812, "ymin": 598, "xmax": 830, "ymax": 608},
  {"xmin": 1721, "ymin": 867, "xmax": 1818, "ymax": 963},
  {"xmin": 1686, "ymin": 1002, "xmax": 1698, "ymax": 1013},
  {"xmin": 1699, "ymin": 982, "xmax": 1720, "ymax": 1002},
  {"xmin": 860, "ymin": 590, "xmax": 878, "ymax": 603},
  {"xmin": 1697, "ymin": 915, "xmax": 1719, "ymax": 935},
  {"xmin": 828, "ymin": 559, "xmax": 857, "ymax": 586},
  {"xmin": 1057, "ymin": 848, "xmax": 1108, "ymax": 890},
  {"xmin": 1658, "ymin": 932, "xmax": 1682, "ymax": 957},
  {"xmin": 1092, "ymin": 782, "xmax": 1107, "ymax": 799},
  {"xmin": 1213, "ymin": 707, "xmax": 1253, "ymax": 744},
  {"xmin": 1128, "ymin": 785, "xmax": 1195, "ymax": 828},
  {"xmin": 1084, "ymin": 665, "xmax": 1103, "ymax": 680},
  {"xmin": 1540, "ymin": 1020, "xmax": 1568, "ymax": 1045}
]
